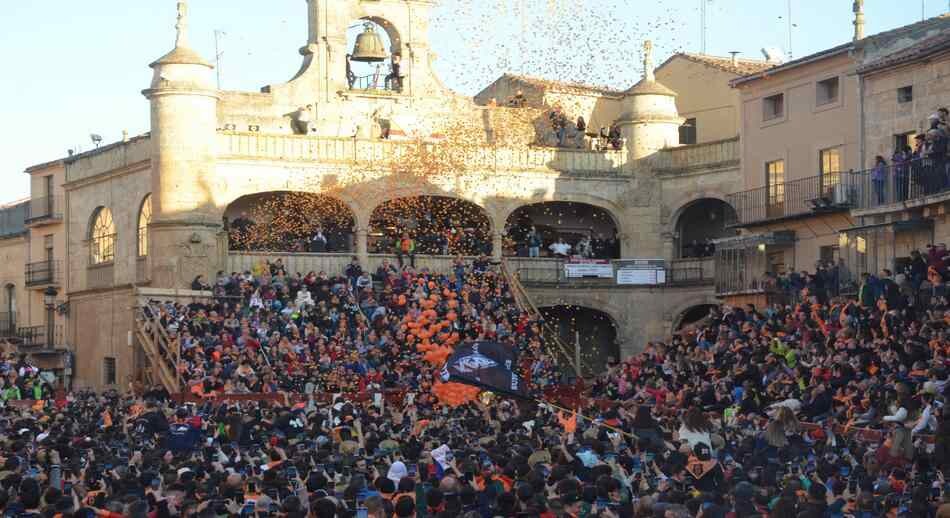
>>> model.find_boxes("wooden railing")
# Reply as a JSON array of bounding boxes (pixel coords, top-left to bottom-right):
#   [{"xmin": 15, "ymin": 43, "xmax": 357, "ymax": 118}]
[
  {"xmin": 134, "ymin": 307, "xmax": 181, "ymax": 393},
  {"xmin": 217, "ymin": 132, "xmax": 631, "ymax": 175}
]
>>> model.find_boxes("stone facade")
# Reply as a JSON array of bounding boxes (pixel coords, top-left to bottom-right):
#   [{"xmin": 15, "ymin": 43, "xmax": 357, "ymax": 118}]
[{"xmin": 10, "ymin": 0, "xmax": 748, "ymax": 389}]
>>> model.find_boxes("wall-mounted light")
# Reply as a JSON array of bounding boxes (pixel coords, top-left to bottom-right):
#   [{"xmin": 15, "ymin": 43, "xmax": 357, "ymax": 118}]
[{"xmin": 757, "ymin": 243, "xmax": 767, "ymax": 252}]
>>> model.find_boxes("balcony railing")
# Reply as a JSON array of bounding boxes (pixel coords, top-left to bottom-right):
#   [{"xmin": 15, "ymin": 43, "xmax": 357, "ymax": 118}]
[
  {"xmin": 654, "ymin": 137, "xmax": 740, "ymax": 174},
  {"xmin": 350, "ymin": 74, "xmax": 401, "ymax": 93},
  {"xmin": 25, "ymin": 196, "xmax": 63, "ymax": 224},
  {"xmin": 850, "ymin": 158, "xmax": 950, "ymax": 211},
  {"xmin": 25, "ymin": 260, "xmax": 61, "ymax": 287},
  {"xmin": 18, "ymin": 325, "xmax": 63, "ymax": 349},
  {"xmin": 726, "ymin": 171, "xmax": 854, "ymax": 227},
  {"xmin": 0, "ymin": 313, "xmax": 15, "ymax": 337},
  {"xmin": 217, "ymin": 132, "xmax": 631, "ymax": 175}
]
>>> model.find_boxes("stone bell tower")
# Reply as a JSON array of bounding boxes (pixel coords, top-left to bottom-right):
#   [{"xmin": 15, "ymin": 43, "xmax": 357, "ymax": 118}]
[
  {"xmin": 282, "ymin": 0, "xmax": 442, "ymax": 101},
  {"xmin": 142, "ymin": 1, "xmax": 221, "ymax": 289},
  {"xmin": 616, "ymin": 41, "xmax": 684, "ymax": 161}
]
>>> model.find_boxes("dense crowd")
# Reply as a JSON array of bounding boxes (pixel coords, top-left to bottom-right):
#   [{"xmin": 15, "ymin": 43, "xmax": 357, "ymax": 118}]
[{"xmin": 1, "ymin": 247, "xmax": 950, "ymax": 517}]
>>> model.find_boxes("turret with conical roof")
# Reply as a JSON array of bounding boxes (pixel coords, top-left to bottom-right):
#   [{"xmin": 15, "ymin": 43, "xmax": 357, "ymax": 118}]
[
  {"xmin": 142, "ymin": 1, "xmax": 221, "ymax": 289},
  {"xmin": 616, "ymin": 41, "xmax": 684, "ymax": 161}
]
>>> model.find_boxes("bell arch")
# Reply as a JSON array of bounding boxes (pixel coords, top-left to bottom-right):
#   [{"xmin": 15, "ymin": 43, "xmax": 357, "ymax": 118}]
[{"xmin": 345, "ymin": 17, "xmax": 403, "ymax": 92}]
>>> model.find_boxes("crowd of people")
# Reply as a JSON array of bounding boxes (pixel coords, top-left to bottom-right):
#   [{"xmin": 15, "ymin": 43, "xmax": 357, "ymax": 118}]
[
  {"xmin": 1, "ymin": 245, "xmax": 950, "ymax": 517},
  {"xmin": 864, "ymin": 108, "xmax": 949, "ymax": 205}
]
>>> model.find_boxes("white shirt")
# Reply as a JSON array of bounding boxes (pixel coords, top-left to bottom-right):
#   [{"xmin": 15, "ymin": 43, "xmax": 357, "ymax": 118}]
[{"xmin": 549, "ymin": 242, "xmax": 571, "ymax": 256}]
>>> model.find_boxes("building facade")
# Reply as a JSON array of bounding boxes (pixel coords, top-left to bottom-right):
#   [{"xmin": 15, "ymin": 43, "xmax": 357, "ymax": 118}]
[{"xmin": 0, "ymin": 0, "xmax": 750, "ymax": 390}]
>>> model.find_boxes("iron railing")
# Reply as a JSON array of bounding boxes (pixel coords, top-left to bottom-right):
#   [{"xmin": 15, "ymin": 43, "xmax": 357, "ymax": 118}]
[
  {"xmin": 25, "ymin": 196, "xmax": 63, "ymax": 224},
  {"xmin": 17, "ymin": 325, "xmax": 62, "ymax": 349},
  {"xmin": 726, "ymin": 171, "xmax": 854, "ymax": 226},
  {"xmin": 0, "ymin": 313, "xmax": 15, "ymax": 337},
  {"xmin": 25, "ymin": 260, "xmax": 61, "ymax": 286},
  {"xmin": 350, "ymin": 74, "xmax": 401, "ymax": 92},
  {"xmin": 850, "ymin": 158, "xmax": 948, "ymax": 210}
]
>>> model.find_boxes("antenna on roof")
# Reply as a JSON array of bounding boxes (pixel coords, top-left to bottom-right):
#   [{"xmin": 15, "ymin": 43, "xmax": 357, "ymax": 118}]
[
  {"xmin": 90, "ymin": 134, "xmax": 103, "ymax": 148},
  {"xmin": 729, "ymin": 51, "xmax": 740, "ymax": 67}
]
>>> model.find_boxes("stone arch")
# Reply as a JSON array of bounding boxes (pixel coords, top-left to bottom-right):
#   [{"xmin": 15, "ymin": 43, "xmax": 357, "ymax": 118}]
[
  {"xmin": 667, "ymin": 296, "xmax": 720, "ymax": 334},
  {"xmin": 368, "ymin": 194, "xmax": 493, "ymax": 255},
  {"xmin": 503, "ymin": 199, "xmax": 622, "ymax": 258},
  {"xmin": 224, "ymin": 191, "xmax": 358, "ymax": 253},
  {"xmin": 137, "ymin": 194, "xmax": 152, "ymax": 257},
  {"xmin": 537, "ymin": 304, "xmax": 621, "ymax": 375},
  {"xmin": 666, "ymin": 193, "xmax": 733, "ymax": 234},
  {"xmin": 501, "ymin": 193, "xmax": 624, "ymax": 231},
  {"xmin": 668, "ymin": 197, "xmax": 737, "ymax": 258},
  {"xmin": 529, "ymin": 291, "xmax": 627, "ymax": 343},
  {"xmin": 89, "ymin": 206, "xmax": 117, "ymax": 265}
]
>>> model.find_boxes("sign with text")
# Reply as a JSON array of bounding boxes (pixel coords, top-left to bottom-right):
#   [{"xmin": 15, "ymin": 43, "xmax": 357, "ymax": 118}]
[
  {"xmin": 615, "ymin": 259, "xmax": 666, "ymax": 285},
  {"xmin": 564, "ymin": 259, "xmax": 613, "ymax": 278}
]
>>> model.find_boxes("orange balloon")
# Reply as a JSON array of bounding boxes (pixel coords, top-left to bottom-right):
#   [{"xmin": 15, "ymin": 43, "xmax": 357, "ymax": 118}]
[
  {"xmin": 432, "ymin": 382, "xmax": 479, "ymax": 407},
  {"xmin": 398, "ymin": 295, "xmax": 407, "ymax": 306}
]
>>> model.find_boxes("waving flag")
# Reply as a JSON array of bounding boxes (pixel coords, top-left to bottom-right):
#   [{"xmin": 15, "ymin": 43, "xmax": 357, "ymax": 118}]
[{"xmin": 441, "ymin": 341, "xmax": 529, "ymax": 399}]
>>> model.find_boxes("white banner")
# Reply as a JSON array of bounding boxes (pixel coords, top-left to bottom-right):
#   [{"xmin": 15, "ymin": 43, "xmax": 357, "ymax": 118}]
[{"xmin": 564, "ymin": 260, "xmax": 613, "ymax": 278}]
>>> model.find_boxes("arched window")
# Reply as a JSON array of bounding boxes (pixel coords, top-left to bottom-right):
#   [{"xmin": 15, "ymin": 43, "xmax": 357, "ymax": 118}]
[
  {"xmin": 138, "ymin": 195, "xmax": 152, "ymax": 257},
  {"xmin": 90, "ymin": 207, "xmax": 116, "ymax": 265}
]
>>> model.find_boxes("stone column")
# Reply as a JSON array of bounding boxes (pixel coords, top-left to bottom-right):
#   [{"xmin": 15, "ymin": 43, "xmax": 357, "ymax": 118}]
[
  {"xmin": 492, "ymin": 231, "xmax": 503, "ymax": 261},
  {"xmin": 356, "ymin": 228, "xmax": 369, "ymax": 266}
]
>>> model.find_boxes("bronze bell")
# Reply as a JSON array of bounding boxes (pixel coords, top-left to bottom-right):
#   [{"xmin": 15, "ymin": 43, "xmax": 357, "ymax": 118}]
[{"xmin": 351, "ymin": 23, "xmax": 388, "ymax": 63}]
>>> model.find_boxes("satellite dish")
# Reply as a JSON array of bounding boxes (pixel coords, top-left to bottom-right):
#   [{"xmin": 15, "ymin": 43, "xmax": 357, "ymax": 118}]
[
  {"xmin": 761, "ymin": 47, "xmax": 787, "ymax": 64},
  {"xmin": 90, "ymin": 134, "xmax": 103, "ymax": 148}
]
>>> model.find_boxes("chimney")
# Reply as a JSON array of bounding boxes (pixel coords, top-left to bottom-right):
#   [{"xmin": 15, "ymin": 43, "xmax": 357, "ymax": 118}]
[
  {"xmin": 122, "ymin": 130, "xmax": 129, "ymax": 143},
  {"xmin": 853, "ymin": 0, "xmax": 865, "ymax": 41},
  {"xmin": 729, "ymin": 51, "xmax": 740, "ymax": 67}
]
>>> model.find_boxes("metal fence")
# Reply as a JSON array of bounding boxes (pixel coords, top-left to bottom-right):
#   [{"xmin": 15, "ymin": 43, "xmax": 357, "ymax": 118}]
[
  {"xmin": 25, "ymin": 260, "xmax": 60, "ymax": 286},
  {"xmin": 850, "ymin": 158, "xmax": 948, "ymax": 210},
  {"xmin": 727, "ymin": 171, "xmax": 852, "ymax": 226}
]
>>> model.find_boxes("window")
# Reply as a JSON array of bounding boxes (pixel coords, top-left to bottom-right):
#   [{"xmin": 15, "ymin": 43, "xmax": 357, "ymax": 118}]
[
  {"xmin": 44, "ymin": 234, "xmax": 53, "ymax": 264},
  {"xmin": 820, "ymin": 147, "xmax": 842, "ymax": 187},
  {"xmin": 763, "ymin": 93, "xmax": 784, "ymax": 121},
  {"xmin": 898, "ymin": 86, "xmax": 913, "ymax": 103},
  {"xmin": 103, "ymin": 357, "xmax": 116, "ymax": 385},
  {"xmin": 678, "ymin": 118, "xmax": 697, "ymax": 145},
  {"xmin": 819, "ymin": 245, "xmax": 840, "ymax": 264},
  {"xmin": 3, "ymin": 284, "xmax": 14, "ymax": 333},
  {"xmin": 90, "ymin": 207, "xmax": 116, "ymax": 265},
  {"xmin": 894, "ymin": 132, "xmax": 916, "ymax": 152},
  {"xmin": 138, "ymin": 194, "xmax": 152, "ymax": 257},
  {"xmin": 816, "ymin": 77, "xmax": 839, "ymax": 106},
  {"xmin": 43, "ymin": 176, "xmax": 53, "ymax": 197},
  {"xmin": 766, "ymin": 160, "xmax": 786, "ymax": 203}
]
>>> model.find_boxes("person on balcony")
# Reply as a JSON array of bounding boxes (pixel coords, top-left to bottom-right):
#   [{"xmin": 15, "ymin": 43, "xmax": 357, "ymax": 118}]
[
  {"xmin": 871, "ymin": 155, "xmax": 888, "ymax": 205},
  {"xmin": 397, "ymin": 232, "xmax": 416, "ymax": 268},
  {"xmin": 384, "ymin": 54, "xmax": 402, "ymax": 92},
  {"xmin": 548, "ymin": 237, "xmax": 571, "ymax": 258},
  {"xmin": 526, "ymin": 226, "xmax": 542, "ymax": 258},
  {"xmin": 292, "ymin": 105, "xmax": 314, "ymax": 135},
  {"xmin": 309, "ymin": 227, "xmax": 328, "ymax": 253},
  {"xmin": 345, "ymin": 54, "xmax": 356, "ymax": 89},
  {"xmin": 575, "ymin": 234, "xmax": 593, "ymax": 258},
  {"xmin": 893, "ymin": 145, "xmax": 912, "ymax": 201}
]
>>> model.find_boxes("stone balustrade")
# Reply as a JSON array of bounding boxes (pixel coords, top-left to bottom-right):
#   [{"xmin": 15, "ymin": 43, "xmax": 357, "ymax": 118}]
[
  {"xmin": 654, "ymin": 137, "xmax": 740, "ymax": 174},
  {"xmin": 217, "ymin": 132, "xmax": 631, "ymax": 175}
]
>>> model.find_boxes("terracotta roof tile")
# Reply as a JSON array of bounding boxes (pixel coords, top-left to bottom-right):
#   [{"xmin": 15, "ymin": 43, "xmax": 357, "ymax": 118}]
[
  {"xmin": 502, "ymin": 74, "xmax": 624, "ymax": 97},
  {"xmin": 675, "ymin": 53, "xmax": 774, "ymax": 76}
]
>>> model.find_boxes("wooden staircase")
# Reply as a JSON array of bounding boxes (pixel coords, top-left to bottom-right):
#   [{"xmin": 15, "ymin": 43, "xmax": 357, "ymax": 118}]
[{"xmin": 134, "ymin": 307, "xmax": 181, "ymax": 394}]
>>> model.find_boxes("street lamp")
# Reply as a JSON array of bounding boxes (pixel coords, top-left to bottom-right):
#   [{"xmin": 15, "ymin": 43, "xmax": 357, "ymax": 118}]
[{"xmin": 43, "ymin": 286, "xmax": 57, "ymax": 348}]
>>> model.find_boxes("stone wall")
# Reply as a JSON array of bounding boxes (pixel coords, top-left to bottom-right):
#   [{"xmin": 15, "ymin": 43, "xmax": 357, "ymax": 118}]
[{"xmin": 862, "ymin": 52, "xmax": 950, "ymax": 165}]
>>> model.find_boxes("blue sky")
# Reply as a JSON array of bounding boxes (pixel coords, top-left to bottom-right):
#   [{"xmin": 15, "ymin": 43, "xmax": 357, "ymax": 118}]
[{"xmin": 0, "ymin": 0, "xmax": 944, "ymax": 203}]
